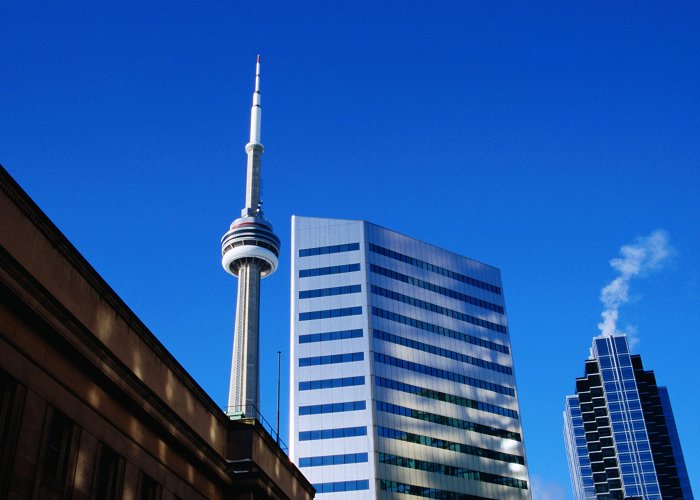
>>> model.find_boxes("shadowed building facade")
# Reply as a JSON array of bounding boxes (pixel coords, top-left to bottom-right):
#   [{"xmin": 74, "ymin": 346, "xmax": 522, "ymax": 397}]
[
  {"xmin": 564, "ymin": 334, "xmax": 693, "ymax": 500},
  {"xmin": 289, "ymin": 216, "xmax": 530, "ymax": 499},
  {"xmin": 0, "ymin": 165, "xmax": 313, "ymax": 499}
]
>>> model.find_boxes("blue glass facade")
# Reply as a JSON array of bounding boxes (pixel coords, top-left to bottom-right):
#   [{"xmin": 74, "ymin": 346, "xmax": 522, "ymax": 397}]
[
  {"xmin": 291, "ymin": 217, "xmax": 529, "ymax": 499},
  {"xmin": 563, "ymin": 334, "xmax": 694, "ymax": 500},
  {"xmin": 657, "ymin": 388, "xmax": 694, "ymax": 498}
]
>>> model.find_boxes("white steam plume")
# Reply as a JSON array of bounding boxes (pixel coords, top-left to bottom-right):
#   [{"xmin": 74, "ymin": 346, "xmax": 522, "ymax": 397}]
[{"xmin": 598, "ymin": 230, "xmax": 673, "ymax": 339}]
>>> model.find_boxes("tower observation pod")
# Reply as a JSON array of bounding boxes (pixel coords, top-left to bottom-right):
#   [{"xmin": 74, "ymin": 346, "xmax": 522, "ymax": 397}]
[{"xmin": 221, "ymin": 56, "xmax": 280, "ymax": 419}]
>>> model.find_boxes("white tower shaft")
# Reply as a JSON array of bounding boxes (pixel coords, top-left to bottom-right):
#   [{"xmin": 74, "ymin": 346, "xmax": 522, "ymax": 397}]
[
  {"xmin": 228, "ymin": 262, "xmax": 261, "ymax": 415},
  {"xmin": 245, "ymin": 56, "xmax": 263, "ymax": 212},
  {"xmin": 222, "ymin": 56, "xmax": 280, "ymax": 419}
]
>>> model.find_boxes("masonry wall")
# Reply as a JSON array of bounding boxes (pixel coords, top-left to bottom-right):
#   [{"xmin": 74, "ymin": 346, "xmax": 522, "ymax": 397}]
[{"xmin": 0, "ymin": 165, "xmax": 314, "ymax": 500}]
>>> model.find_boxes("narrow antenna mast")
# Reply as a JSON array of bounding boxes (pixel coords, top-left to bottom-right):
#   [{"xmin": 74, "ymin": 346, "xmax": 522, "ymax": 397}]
[{"xmin": 276, "ymin": 350, "xmax": 281, "ymax": 444}]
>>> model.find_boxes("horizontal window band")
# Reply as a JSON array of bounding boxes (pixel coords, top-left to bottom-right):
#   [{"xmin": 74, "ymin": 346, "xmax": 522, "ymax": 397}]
[
  {"xmin": 373, "ymin": 329, "xmax": 512, "ymax": 375},
  {"xmin": 299, "ymin": 400, "xmax": 366, "ymax": 415},
  {"xmin": 372, "ymin": 307, "xmax": 509, "ymax": 354},
  {"xmin": 299, "ymin": 329, "xmax": 363, "ymax": 344},
  {"xmin": 299, "ymin": 242, "xmax": 360, "ymax": 257},
  {"xmin": 380, "ymin": 479, "xmax": 498, "ymax": 500},
  {"xmin": 299, "ymin": 306, "xmax": 362, "ymax": 321},
  {"xmin": 372, "ymin": 285, "xmax": 507, "ymax": 334},
  {"xmin": 299, "ymin": 426, "xmax": 367, "ymax": 441},
  {"xmin": 374, "ymin": 352, "xmax": 515, "ymax": 397},
  {"xmin": 299, "ymin": 452, "xmax": 368, "ymax": 468},
  {"xmin": 299, "ymin": 352, "xmax": 364, "ymax": 367},
  {"xmin": 313, "ymin": 480, "xmax": 369, "ymax": 493},
  {"xmin": 370, "ymin": 264, "xmax": 504, "ymax": 314},
  {"xmin": 375, "ymin": 376, "xmax": 518, "ymax": 419},
  {"xmin": 377, "ymin": 426, "xmax": 524, "ymax": 465},
  {"xmin": 376, "ymin": 400, "xmax": 521, "ymax": 441},
  {"xmin": 299, "ymin": 284, "xmax": 361, "ymax": 299},
  {"xmin": 299, "ymin": 376, "xmax": 365, "ymax": 391},
  {"xmin": 299, "ymin": 263, "xmax": 360, "ymax": 278},
  {"xmin": 369, "ymin": 243, "xmax": 501, "ymax": 294},
  {"xmin": 379, "ymin": 453, "xmax": 528, "ymax": 490}
]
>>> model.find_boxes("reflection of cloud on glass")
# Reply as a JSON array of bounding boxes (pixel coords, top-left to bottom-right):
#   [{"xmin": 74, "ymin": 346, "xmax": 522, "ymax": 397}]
[{"xmin": 500, "ymin": 439, "xmax": 519, "ymax": 452}]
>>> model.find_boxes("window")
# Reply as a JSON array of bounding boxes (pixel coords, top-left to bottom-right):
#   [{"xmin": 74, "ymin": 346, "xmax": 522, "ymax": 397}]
[
  {"xmin": 376, "ymin": 400, "xmax": 520, "ymax": 441},
  {"xmin": 378, "ymin": 452, "xmax": 528, "ymax": 489},
  {"xmin": 370, "ymin": 264, "xmax": 504, "ymax": 313},
  {"xmin": 375, "ymin": 376, "xmax": 518, "ymax": 419},
  {"xmin": 372, "ymin": 307, "xmax": 508, "ymax": 353},
  {"xmin": 369, "ymin": 243, "xmax": 502, "ymax": 294},
  {"xmin": 299, "ymin": 400, "xmax": 366, "ymax": 415},
  {"xmin": 299, "ymin": 329, "xmax": 363, "ymax": 344},
  {"xmin": 299, "ymin": 426, "xmax": 367, "ymax": 441},
  {"xmin": 373, "ymin": 329, "xmax": 512, "ymax": 374},
  {"xmin": 299, "ymin": 242, "xmax": 359, "ymax": 257},
  {"xmin": 377, "ymin": 426, "xmax": 524, "ymax": 464},
  {"xmin": 313, "ymin": 479, "xmax": 369, "ymax": 493},
  {"xmin": 298, "ymin": 306, "xmax": 362, "ymax": 321},
  {"xmin": 298, "ymin": 263, "xmax": 360, "ymax": 278},
  {"xmin": 43, "ymin": 410, "xmax": 73, "ymax": 483},
  {"xmin": 374, "ymin": 352, "xmax": 515, "ymax": 397},
  {"xmin": 0, "ymin": 373, "xmax": 14, "ymax": 452},
  {"xmin": 94, "ymin": 444, "xmax": 124, "ymax": 500},
  {"xmin": 299, "ymin": 284, "xmax": 361, "ymax": 299},
  {"xmin": 299, "ymin": 452, "xmax": 368, "ymax": 467},
  {"xmin": 299, "ymin": 376, "xmax": 365, "ymax": 391},
  {"xmin": 137, "ymin": 473, "xmax": 161, "ymax": 500},
  {"xmin": 0, "ymin": 371, "xmax": 18, "ymax": 498},
  {"xmin": 299, "ymin": 352, "xmax": 364, "ymax": 367},
  {"xmin": 371, "ymin": 285, "xmax": 507, "ymax": 334},
  {"xmin": 380, "ymin": 479, "xmax": 518, "ymax": 498}
]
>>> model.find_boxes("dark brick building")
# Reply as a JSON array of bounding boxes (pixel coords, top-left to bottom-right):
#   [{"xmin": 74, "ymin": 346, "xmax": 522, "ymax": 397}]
[{"xmin": 0, "ymin": 165, "xmax": 314, "ymax": 499}]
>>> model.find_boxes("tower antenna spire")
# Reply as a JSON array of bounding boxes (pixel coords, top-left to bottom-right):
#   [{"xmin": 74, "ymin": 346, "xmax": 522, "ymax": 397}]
[
  {"xmin": 249, "ymin": 55, "xmax": 262, "ymax": 146},
  {"xmin": 221, "ymin": 56, "xmax": 280, "ymax": 419}
]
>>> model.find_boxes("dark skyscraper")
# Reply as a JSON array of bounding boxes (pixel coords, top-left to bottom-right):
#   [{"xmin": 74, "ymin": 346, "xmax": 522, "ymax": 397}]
[{"xmin": 564, "ymin": 334, "xmax": 693, "ymax": 499}]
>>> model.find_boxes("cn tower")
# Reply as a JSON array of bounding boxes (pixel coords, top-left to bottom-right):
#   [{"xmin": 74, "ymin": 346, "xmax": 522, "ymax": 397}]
[{"xmin": 221, "ymin": 56, "xmax": 280, "ymax": 418}]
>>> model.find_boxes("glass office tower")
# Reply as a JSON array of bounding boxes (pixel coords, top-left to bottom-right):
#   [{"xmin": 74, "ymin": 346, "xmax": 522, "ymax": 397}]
[
  {"xmin": 290, "ymin": 216, "xmax": 530, "ymax": 499},
  {"xmin": 563, "ymin": 334, "xmax": 693, "ymax": 500}
]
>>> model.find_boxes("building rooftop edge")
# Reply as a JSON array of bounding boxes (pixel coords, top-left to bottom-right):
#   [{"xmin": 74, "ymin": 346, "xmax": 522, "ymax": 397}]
[
  {"xmin": 0, "ymin": 163, "xmax": 229, "ymax": 425},
  {"xmin": 292, "ymin": 214, "xmax": 502, "ymax": 272},
  {"xmin": 229, "ymin": 418, "xmax": 316, "ymax": 493}
]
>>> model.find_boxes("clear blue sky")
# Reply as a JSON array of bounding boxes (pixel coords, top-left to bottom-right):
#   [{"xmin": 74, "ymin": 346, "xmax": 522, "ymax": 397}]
[{"xmin": 2, "ymin": 2, "xmax": 698, "ymax": 498}]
